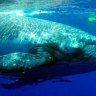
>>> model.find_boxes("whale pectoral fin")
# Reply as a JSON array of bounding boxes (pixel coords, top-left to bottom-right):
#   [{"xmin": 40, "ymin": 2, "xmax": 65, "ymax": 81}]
[
  {"xmin": 0, "ymin": 52, "xmax": 54, "ymax": 73},
  {"xmin": 28, "ymin": 43, "xmax": 63, "ymax": 61}
]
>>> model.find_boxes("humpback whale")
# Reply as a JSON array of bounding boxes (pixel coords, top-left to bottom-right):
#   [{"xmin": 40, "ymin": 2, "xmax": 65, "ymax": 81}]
[
  {"xmin": 0, "ymin": 11, "xmax": 96, "ymax": 89},
  {"xmin": 0, "ymin": 13, "xmax": 96, "ymax": 73}
]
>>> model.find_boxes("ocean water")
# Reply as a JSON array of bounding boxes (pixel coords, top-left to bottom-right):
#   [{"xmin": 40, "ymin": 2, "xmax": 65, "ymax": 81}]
[{"xmin": 0, "ymin": 0, "xmax": 96, "ymax": 96}]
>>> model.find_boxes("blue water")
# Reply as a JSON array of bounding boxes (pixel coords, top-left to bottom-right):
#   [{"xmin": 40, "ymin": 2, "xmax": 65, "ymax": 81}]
[{"xmin": 0, "ymin": 0, "xmax": 96, "ymax": 96}]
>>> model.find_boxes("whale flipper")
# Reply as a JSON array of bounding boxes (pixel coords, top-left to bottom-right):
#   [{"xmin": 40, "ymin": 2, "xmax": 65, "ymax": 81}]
[{"xmin": 0, "ymin": 51, "xmax": 53, "ymax": 73}]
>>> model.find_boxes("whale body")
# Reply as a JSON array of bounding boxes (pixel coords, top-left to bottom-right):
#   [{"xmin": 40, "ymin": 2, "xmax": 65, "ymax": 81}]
[
  {"xmin": 0, "ymin": 13, "xmax": 96, "ymax": 88},
  {"xmin": 0, "ymin": 13, "xmax": 96, "ymax": 73}
]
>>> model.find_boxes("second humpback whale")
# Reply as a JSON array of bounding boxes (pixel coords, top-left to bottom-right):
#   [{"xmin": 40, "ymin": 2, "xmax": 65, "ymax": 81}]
[{"xmin": 0, "ymin": 13, "xmax": 96, "ymax": 88}]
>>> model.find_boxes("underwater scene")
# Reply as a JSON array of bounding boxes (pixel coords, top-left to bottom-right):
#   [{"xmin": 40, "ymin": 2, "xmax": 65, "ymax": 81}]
[{"xmin": 0, "ymin": 0, "xmax": 96, "ymax": 96}]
